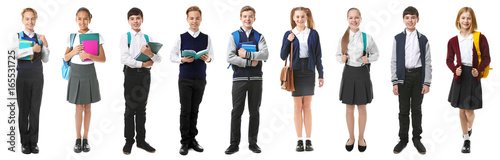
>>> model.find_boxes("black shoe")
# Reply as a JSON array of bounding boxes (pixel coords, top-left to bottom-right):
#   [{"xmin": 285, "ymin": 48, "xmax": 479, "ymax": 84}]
[
  {"xmin": 413, "ymin": 140, "xmax": 426, "ymax": 155},
  {"xmin": 461, "ymin": 140, "xmax": 471, "ymax": 153},
  {"xmin": 393, "ymin": 141, "xmax": 407, "ymax": 154},
  {"xmin": 305, "ymin": 140, "xmax": 314, "ymax": 151},
  {"xmin": 82, "ymin": 139, "xmax": 90, "ymax": 153},
  {"xmin": 22, "ymin": 144, "xmax": 31, "ymax": 154},
  {"xmin": 137, "ymin": 142, "xmax": 156, "ymax": 153},
  {"xmin": 190, "ymin": 140, "xmax": 204, "ymax": 152},
  {"xmin": 123, "ymin": 141, "xmax": 135, "ymax": 155},
  {"xmin": 358, "ymin": 139, "xmax": 367, "ymax": 152},
  {"xmin": 345, "ymin": 139, "xmax": 355, "ymax": 152},
  {"xmin": 468, "ymin": 129, "xmax": 472, "ymax": 137},
  {"xmin": 179, "ymin": 144, "xmax": 189, "ymax": 155},
  {"xmin": 249, "ymin": 144, "xmax": 261, "ymax": 153},
  {"xmin": 225, "ymin": 145, "xmax": 239, "ymax": 155},
  {"xmin": 30, "ymin": 144, "xmax": 39, "ymax": 154},
  {"xmin": 296, "ymin": 140, "xmax": 304, "ymax": 152},
  {"xmin": 74, "ymin": 139, "xmax": 82, "ymax": 153}
]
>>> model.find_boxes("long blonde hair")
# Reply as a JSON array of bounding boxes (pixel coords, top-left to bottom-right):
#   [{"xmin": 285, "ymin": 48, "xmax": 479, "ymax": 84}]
[
  {"xmin": 455, "ymin": 7, "xmax": 477, "ymax": 33},
  {"xmin": 341, "ymin": 8, "xmax": 361, "ymax": 55},
  {"xmin": 290, "ymin": 7, "xmax": 315, "ymax": 29}
]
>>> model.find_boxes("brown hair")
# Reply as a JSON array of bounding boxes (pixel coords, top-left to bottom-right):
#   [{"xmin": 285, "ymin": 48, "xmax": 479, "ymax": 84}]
[
  {"xmin": 341, "ymin": 8, "xmax": 361, "ymax": 55},
  {"xmin": 455, "ymin": 7, "xmax": 477, "ymax": 33},
  {"xmin": 186, "ymin": 6, "xmax": 202, "ymax": 17},
  {"xmin": 290, "ymin": 7, "xmax": 315, "ymax": 29},
  {"xmin": 240, "ymin": 5, "xmax": 255, "ymax": 17},
  {"xmin": 21, "ymin": 8, "xmax": 38, "ymax": 19}
]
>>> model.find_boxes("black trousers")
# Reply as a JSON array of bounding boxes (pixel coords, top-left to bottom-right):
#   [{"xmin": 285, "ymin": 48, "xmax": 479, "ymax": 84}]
[
  {"xmin": 124, "ymin": 68, "xmax": 151, "ymax": 143},
  {"xmin": 179, "ymin": 78, "xmax": 206, "ymax": 144},
  {"xmin": 230, "ymin": 81, "xmax": 262, "ymax": 145},
  {"xmin": 398, "ymin": 68, "xmax": 424, "ymax": 142},
  {"xmin": 17, "ymin": 77, "xmax": 44, "ymax": 146}
]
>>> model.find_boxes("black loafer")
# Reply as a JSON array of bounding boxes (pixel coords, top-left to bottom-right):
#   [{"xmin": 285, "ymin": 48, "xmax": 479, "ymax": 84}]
[
  {"xmin": 179, "ymin": 143, "xmax": 189, "ymax": 155},
  {"xmin": 305, "ymin": 140, "xmax": 314, "ymax": 151},
  {"xmin": 190, "ymin": 140, "xmax": 204, "ymax": 152},
  {"xmin": 358, "ymin": 139, "xmax": 366, "ymax": 152},
  {"xmin": 225, "ymin": 145, "xmax": 239, "ymax": 155},
  {"xmin": 123, "ymin": 141, "xmax": 134, "ymax": 155},
  {"xmin": 137, "ymin": 142, "xmax": 156, "ymax": 153},
  {"xmin": 345, "ymin": 139, "xmax": 355, "ymax": 152},
  {"xmin": 249, "ymin": 144, "xmax": 261, "ymax": 153},
  {"xmin": 413, "ymin": 140, "xmax": 426, "ymax": 155},
  {"xmin": 393, "ymin": 141, "xmax": 407, "ymax": 154},
  {"xmin": 461, "ymin": 140, "xmax": 471, "ymax": 153},
  {"xmin": 22, "ymin": 144, "xmax": 31, "ymax": 154},
  {"xmin": 74, "ymin": 139, "xmax": 82, "ymax": 153},
  {"xmin": 82, "ymin": 139, "xmax": 90, "ymax": 153},
  {"xmin": 30, "ymin": 144, "xmax": 39, "ymax": 154},
  {"xmin": 296, "ymin": 140, "xmax": 304, "ymax": 152}
]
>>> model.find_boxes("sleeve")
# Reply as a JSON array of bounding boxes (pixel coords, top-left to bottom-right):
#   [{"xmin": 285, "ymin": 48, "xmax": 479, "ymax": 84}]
[
  {"xmin": 41, "ymin": 45, "xmax": 50, "ymax": 63},
  {"xmin": 423, "ymin": 41, "xmax": 432, "ymax": 86},
  {"xmin": 280, "ymin": 31, "xmax": 292, "ymax": 60},
  {"xmin": 314, "ymin": 32, "xmax": 324, "ymax": 79},
  {"xmin": 227, "ymin": 35, "xmax": 247, "ymax": 67},
  {"xmin": 170, "ymin": 35, "xmax": 183, "ymax": 64},
  {"xmin": 120, "ymin": 34, "xmax": 142, "ymax": 68},
  {"xmin": 249, "ymin": 34, "xmax": 269, "ymax": 61},
  {"xmin": 98, "ymin": 33, "xmax": 105, "ymax": 45},
  {"xmin": 391, "ymin": 38, "xmax": 398, "ymax": 85},
  {"xmin": 12, "ymin": 33, "xmax": 34, "ymax": 59},
  {"xmin": 148, "ymin": 36, "xmax": 162, "ymax": 63},
  {"xmin": 476, "ymin": 34, "xmax": 490, "ymax": 73},
  {"xmin": 207, "ymin": 36, "xmax": 214, "ymax": 62},
  {"xmin": 367, "ymin": 35, "xmax": 379, "ymax": 63},
  {"xmin": 335, "ymin": 37, "xmax": 343, "ymax": 63},
  {"xmin": 446, "ymin": 38, "xmax": 458, "ymax": 74}
]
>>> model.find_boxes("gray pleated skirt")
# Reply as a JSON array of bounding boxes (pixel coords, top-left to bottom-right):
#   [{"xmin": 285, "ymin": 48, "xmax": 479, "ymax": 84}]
[
  {"xmin": 339, "ymin": 64, "xmax": 373, "ymax": 105},
  {"xmin": 67, "ymin": 63, "xmax": 101, "ymax": 104}
]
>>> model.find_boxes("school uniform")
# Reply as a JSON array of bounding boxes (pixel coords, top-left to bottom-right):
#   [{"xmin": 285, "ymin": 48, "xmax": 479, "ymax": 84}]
[
  {"xmin": 336, "ymin": 30, "xmax": 379, "ymax": 105},
  {"xmin": 120, "ymin": 30, "xmax": 162, "ymax": 144},
  {"xmin": 170, "ymin": 29, "xmax": 214, "ymax": 145},
  {"xmin": 11, "ymin": 30, "xmax": 50, "ymax": 148},
  {"xmin": 227, "ymin": 27, "xmax": 269, "ymax": 146},
  {"xmin": 66, "ymin": 30, "xmax": 103, "ymax": 104},
  {"xmin": 280, "ymin": 28, "xmax": 323, "ymax": 97},
  {"xmin": 446, "ymin": 33, "xmax": 490, "ymax": 110},
  {"xmin": 391, "ymin": 29, "xmax": 432, "ymax": 143}
]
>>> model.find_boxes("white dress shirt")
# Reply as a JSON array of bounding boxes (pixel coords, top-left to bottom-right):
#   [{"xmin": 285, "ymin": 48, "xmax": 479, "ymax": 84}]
[
  {"xmin": 405, "ymin": 29, "xmax": 422, "ymax": 68},
  {"xmin": 244, "ymin": 28, "xmax": 251, "ymax": 38},
  {"xmin": 66, "ymin": 30, "xmax": 104, "ymax": 65},
  {"xmin": 336, "ymin": 30, "xmax": 380, "ymax": 67},
  {"xmin": 170, "ymin": 29, "xmax": 214, "ymax": 64},
  {"xmin": 292, "ymin": 27, "xmax": 310, "ymax": 58},
  {"xmin": 10, "ymin": 29, "xmax": 50, "ymax": 62},
  {"xmin": 458, "ymin": 33, "xmax": 473, "ymax": 66},
  {"xmin": 120, "ymin": 30, "xmax": 162, "ymax": 68}
]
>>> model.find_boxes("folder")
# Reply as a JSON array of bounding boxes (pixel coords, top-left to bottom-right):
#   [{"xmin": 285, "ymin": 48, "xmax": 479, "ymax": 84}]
[
  {"xmin": 79, "ymin": 33, "xmax": 100, "ymax": 58},
  {"xmin": 18, "ymin": 40, "xmax": 34, "ymax": 60},
  {"xmin": 82, "ymin": 40, "xmax": 99, "ymax": 62},
  {"xmin": 134, "ymin": 42, "xmax": 163, "ymax": 62}
]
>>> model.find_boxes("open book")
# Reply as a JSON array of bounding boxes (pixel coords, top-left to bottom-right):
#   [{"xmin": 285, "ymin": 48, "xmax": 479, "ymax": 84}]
[{"xmin": 181, "ymin": 49, "xmax": 209, "ymax": 60}]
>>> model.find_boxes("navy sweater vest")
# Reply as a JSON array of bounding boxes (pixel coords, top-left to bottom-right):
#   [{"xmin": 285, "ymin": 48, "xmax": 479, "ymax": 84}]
[
  {"xmin": 232, "ymin": 29, "xmax": 263, "ymax": 81},
  {"xmin": 17, "ymin": 32, "xmax": 43, "ymax": 78},
  {"xmin": 179, "ymin": 32, "xmax": 208, "ymax": 79},
  {"xmin": 395, "ymin": 31, "xmax": 428, "ymax": 86}
]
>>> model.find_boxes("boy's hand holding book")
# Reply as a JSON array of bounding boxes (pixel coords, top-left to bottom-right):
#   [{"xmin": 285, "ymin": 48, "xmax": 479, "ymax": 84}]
[
  {"xmin": 33, "ymin": 43, "xmax": 42, "ymax": 53},
  {"xmin": 142, "ymin": 60, "xmax": 154, "ymax": 68},
  {"xmin": 199, "ymin": 54, "xmax": 211, "ymax": 62},
  {"xmin": 141, "ymin": 44, "xmax": 154, "ymax": 57},
  {"xmin": 238, "ymin": 48, "xmax": 247, "ymax": 58},
  {"xmin": 181, "ymin": 56, "xmax": 194, "ymax": 63}
]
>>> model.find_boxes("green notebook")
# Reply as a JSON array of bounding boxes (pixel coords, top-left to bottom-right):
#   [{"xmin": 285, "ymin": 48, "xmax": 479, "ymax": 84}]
[
  {"xmin": 181, "ymin": 49, "xmax": 209, "ymax": 60},
  {"xmin": 79, "ymin": 33, "xmax": 100, "ymax": 56},
  {"xmin": 134, "ymin": 42, "xmax": 163, "ymax": 62}
]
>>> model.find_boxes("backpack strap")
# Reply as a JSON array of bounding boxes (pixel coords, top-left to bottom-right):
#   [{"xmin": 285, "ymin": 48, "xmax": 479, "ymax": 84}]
[
  {"xmin": 362, "ymin": 32, "xmax": 368, "ymax": 57},
  {"xmin": 70, "ymin": 33, "xmax": 77, "ymax": 50},
  {"xmin": 128, "ymin": 32, "xmax": 150, "ymax": 48},
  {"xmin": 232, "ymin": 31, "xmax": 240, "ymax": 46},
  {"xmin": 144, "ymin": 34, "xmax": 150, "ymax": 43},
  {"xmin": 473, "ymin": 32, "xmax": 481, "ymax": 63},
  {"xmin": 253, "ymin": 30, "xmax": 260, "ymax": 44}
]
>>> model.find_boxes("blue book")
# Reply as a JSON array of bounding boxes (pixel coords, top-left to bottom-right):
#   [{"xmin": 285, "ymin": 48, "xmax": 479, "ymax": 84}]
[{"xmin": 241, "ymin": 44, "xmax": 256, "ymax": 52}]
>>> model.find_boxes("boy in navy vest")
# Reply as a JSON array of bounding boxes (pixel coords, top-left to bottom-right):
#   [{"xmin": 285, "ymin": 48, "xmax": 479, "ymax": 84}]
[
  {"xmin": 225, "ymin": 6, "xmax": 269, "ymax": 155},
  {"xmin": 391, "ymin": 6, "xmax": 432, "ymax": 155},
  {"xmin": 170, "ymin": 6, "xmax": 214, "ymax": 156},
  {"xmin": 120, "ymin": 7, "xmax": 160, "ymax": 155}
]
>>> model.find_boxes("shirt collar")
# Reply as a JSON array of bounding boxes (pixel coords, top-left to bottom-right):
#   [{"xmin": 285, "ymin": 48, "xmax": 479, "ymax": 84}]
[
  {"xmin": 187, "ymin": 29, "xmax": 200, "ymax": 38},
  {"xmin": 292, "ymin": 27, "xmax": 310, "ymax": 35},
  {"xmin": 458, "ymin": 33, "xmax": 473, "ymax": 42},
  {"xmin": 78, "ymin": 29, "xmax": 93, "ymax": 34},
  {"xmin": 23, "ymin": 29, "xmax": 35, "ymax": 38},
  {"xmin": 130, "ymin": 29, "xmax": 141, "ymax": 36},
  {"xmin": 349, "ymin": 29, "xmax": 359, "ymax": 38},
  {"xmin": 406, "ymin": 29, "xmax": 416, "ymax": 36}
]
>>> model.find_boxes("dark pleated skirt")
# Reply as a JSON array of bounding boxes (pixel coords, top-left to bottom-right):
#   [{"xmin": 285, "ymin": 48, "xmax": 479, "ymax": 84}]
[
  {"xmin": 448, "ymin": 66, "xmax": 482, "ymax": 110},
  {"xmin": 67, "ymin": 63, "xmax": 101, "ymax": 104},
  {"xmin": 292, "ymin": 58, "xmax": 315, "ymax": 97},
  {"xmin": 339, "ymin": 65, "xmax": 373, "ymax": 105}
]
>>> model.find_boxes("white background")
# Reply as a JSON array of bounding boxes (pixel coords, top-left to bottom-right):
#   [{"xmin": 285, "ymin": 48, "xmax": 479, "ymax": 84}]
[{"xmin": 1, "ymin": 0, "xmax": 498, "ymax": 159}]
